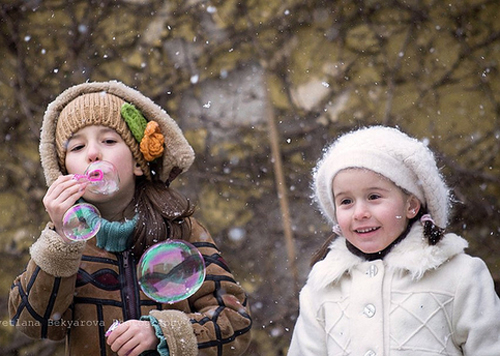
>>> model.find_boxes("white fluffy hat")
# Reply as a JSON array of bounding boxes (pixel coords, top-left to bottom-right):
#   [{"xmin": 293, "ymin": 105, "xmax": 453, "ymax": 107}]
[{"xmin": 313, "ymin": 126, "xmax": 450, "ymax": 228}]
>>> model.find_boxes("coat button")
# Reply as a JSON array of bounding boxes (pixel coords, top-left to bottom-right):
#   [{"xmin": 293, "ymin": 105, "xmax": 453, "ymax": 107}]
[
  {"xmin": 363, "ymin": 304, "xmax": 376, "ymax": 318},
  {"xmin": 364, "ymin": 350, "xmax": 376, "ymax": 356},
  {"xmin": 366, "ymin": 264, "xmax": 378, "ymax": 277}
]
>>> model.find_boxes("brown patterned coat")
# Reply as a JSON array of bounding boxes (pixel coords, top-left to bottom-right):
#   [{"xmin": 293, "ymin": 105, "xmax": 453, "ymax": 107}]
[{"xmin": 9, "ymin": 218, "xmax": 252, "ymax": 356}]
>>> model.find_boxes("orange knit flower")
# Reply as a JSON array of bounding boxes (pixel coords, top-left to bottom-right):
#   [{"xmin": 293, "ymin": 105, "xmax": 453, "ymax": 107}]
[{"xmin": 140, "ymin": 121, "xmax": 165, "ymax": 161}]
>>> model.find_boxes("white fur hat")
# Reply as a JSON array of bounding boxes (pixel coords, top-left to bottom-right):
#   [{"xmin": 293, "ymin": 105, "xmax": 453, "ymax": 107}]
[{"xmin": 313, "ymin": 126, "xmax": 450, "ymax": 228}]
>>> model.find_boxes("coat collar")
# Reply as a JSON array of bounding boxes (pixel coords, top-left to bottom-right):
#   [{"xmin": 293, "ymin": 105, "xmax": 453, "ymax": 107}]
[{"xmin": 307, "ymin": 224, "xmax": 468, "ymax": 291}]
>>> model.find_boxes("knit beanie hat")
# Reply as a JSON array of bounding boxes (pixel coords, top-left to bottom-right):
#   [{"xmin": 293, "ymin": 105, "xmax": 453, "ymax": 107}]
[
  {"xmin": 40, "ymin": 80, "xmax": 195, "ymax": 186},
  {"xmin": 313, "ymin": 126, "xmax": 450, "ymax": 229}
]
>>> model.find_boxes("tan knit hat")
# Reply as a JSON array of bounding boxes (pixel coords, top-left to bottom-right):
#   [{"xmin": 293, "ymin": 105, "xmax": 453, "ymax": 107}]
[{"xmin": 40, "ymin": 80, "xmax": 195, "ymax": 186}]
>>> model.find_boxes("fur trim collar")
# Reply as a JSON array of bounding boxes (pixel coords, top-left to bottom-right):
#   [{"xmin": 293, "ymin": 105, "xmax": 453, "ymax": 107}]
[{"xmin": 308, "ymin": 224, "xmax": 468, "ymax": 291}]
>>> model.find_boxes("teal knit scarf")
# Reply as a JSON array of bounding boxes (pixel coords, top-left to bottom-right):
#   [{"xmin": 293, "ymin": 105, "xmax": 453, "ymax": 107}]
[
  {"xmin": 95, "ymin": 214, "xmax": 138, "ymax": 252},
  {"xmin": 80, "ymin": 200, "xmax": 138, "ymax": 252}
]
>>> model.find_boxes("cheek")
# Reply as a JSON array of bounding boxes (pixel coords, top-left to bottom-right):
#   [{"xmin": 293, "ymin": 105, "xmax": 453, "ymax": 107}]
[
  {"xmin": 112, "ymin": 148, "xmax": 136, "ymax": 168},
  {"xmin": 335, "ymin": 209, "xmax": 350, "ymax": 227},
  {"xmin": 385, "ymin": 205, "xmax": 410, "ymax": 228},
  {"xmin": 64, "ymin": 157, "xmax": 80, "ymax": 175}
]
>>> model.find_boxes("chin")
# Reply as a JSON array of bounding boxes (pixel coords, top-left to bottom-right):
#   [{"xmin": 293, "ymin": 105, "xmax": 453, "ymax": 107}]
[{"xmin": 356, "ymin": 243, "xmax": 387, "ymax": 254}]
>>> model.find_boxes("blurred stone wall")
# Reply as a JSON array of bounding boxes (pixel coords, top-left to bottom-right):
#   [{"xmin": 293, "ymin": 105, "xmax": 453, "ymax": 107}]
[{"xmin": 1, "ymin": 0, "xmax": 500, "ymax": 354}]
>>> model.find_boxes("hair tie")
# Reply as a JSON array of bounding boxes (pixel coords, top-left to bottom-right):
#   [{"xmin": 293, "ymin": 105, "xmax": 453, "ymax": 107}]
[
  {"xmin": 420, "ymin": 214, "xmax": 444, "ymax": 245},
  {"xmin": 420, "ymin": 214, "xmax": 434, "ymax": 224}
]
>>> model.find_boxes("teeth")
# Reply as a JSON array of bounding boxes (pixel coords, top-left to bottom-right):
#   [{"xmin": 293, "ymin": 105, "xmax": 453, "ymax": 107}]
[{"xmin": 356, "ymin": 227, "xmax": 377, "ymax": 233}]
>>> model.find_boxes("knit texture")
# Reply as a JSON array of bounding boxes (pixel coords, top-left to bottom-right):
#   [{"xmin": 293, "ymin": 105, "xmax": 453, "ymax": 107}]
[
  {"xmin": 95, "ymin": 214, "xmax": 138, "ymax": 252},
  {"xmin": 149, "ymin": 309, "xmax": 198, "ymax": 356},
  {"xmin": 40, "ymin": 80, "xmax": 195, "ymax": 186},
  {"xmin": 121, "ymin": 102, "xmax": 148, "ymax": 142},
  {"xmin": 55, "ymin": 92, "xmax": 152, "ymax": 178},
  {"xmin": 313, "ymin": 126, "xmax": 450, "ymax": 228},
  {"xmin": 140, "ymin": 315, "xmax": 170, "ymax": 356}
]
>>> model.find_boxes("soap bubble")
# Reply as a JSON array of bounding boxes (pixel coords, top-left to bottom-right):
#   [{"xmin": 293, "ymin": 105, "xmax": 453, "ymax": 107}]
[
  {"xmin": 62, "ymin": 203, "xmax": 101, "ymax": 241},
  {"xmin": 74, "ymin": 161, "xmax": 120, "ymax": 195},
  {"xmin": 62, "ymin": 161, "xmax": 119, "ymax": 241},
  {"xmin": 137, "ymin": 240, "xmax": 206, "ymax": 304}
]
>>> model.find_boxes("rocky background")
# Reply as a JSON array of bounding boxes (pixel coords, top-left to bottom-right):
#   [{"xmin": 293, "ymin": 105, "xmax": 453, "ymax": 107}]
[{"xmin": 1, "ymin": 0, "xmax": 499, "ymax": 355}]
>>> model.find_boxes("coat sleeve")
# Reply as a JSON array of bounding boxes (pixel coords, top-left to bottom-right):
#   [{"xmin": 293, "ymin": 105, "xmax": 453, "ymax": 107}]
[
  {"xmin": 8, "ymin": 223, "xmax": 85, "ymax": 340},
  {"xmin": 146, "ymin": 218, "xmax": 252, "ymax": 356},
  {"xmin": 288, "ymin": 284, "xmax": 327, "ymax": 356},
  {"xmin": 452, "ymin": 255, "xmax": 500, "ymax": 354}
]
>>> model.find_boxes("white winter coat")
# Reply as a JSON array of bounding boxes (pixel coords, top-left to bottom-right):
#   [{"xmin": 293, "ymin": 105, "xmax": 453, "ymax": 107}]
[{"xmin": 288, "ymin": 224, "xmax": 500, "ymax": 356}]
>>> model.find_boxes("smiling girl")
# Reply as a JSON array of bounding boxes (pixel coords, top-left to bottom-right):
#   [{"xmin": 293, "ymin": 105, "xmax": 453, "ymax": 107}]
[{"xmin": 288, "ymin": 126, "xmax": 500, "ymax": 356}]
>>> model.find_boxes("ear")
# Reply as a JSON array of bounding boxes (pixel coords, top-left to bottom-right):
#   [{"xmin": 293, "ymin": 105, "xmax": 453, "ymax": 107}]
[
  {"xmin": 406, "ymin": 195, "xmax": 421, "ymax": 219},
  {"xmin": 133, "ymin": 162, "xmax": 144, "ymax": 177}
]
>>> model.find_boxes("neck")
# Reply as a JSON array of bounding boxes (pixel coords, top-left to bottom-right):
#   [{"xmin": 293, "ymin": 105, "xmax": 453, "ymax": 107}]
[
  {"xmin": 87, "ymin": 192, "xmax": 136, "ymax": 222},
  {"xmin": 100, "ymin": 200, "xmax": 136, "ymax": 221}
]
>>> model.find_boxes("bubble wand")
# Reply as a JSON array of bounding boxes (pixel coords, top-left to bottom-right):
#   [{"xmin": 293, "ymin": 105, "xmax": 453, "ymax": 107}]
[{"xmin": 62, "ymin": 161, "xmax": 120, "ymax": 242}]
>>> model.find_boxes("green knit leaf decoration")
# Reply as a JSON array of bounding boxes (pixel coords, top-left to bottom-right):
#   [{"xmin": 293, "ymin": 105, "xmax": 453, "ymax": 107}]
[{"xmin": 121, "ymin": 103, "xmax": 148, "ymax": 142}]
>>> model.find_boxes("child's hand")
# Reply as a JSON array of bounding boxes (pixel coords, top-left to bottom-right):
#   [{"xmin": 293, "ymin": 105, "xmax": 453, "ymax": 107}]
[
  {"xmin": 42, "ymin": 175, "xmax": 88, "ymax": 241},
  {"xmin": 106, "ymin": 320, "xmax": 159, "ymax": 356}
]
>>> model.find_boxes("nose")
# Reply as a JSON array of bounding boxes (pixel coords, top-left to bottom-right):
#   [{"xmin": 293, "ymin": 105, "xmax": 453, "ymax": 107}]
[
  {"xmin": 86, "ymin": 142, "xmax": 101, "ymax": 163},
  {"xmin": 353, "ymin": 202, "xmax": 370, "ymax": 220}
]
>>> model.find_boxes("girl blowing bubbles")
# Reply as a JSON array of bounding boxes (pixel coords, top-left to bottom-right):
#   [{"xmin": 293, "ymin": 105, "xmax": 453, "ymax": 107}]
[
  {"xmin": 288, "ymin": 126, "xmax": 500, "ymax": 356},
  {"xmin": 9, "ymin": 81, "xmax": 251, "ymax": 356}
]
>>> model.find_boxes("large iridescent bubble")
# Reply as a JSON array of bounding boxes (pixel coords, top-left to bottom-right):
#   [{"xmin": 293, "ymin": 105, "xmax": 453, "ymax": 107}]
[
  {"xmin": 137, "ymin": 240, "xmax": 206, "ymax": 304},
  {"xmin": 62, "ymin": 203, "xmax": 101, "ymax": 241}
]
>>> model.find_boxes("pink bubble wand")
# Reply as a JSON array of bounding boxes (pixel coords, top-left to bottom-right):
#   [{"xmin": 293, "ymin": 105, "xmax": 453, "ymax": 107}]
[
  {"xmin": 73, "ymin": 168, "xmax": 104, "ymax": 183},
  {"xmin": 105, "ymin": 320, "xmax": 120, "ymax": 337}
]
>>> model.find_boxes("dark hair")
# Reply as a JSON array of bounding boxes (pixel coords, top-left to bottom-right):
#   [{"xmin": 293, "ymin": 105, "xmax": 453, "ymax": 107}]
[
  {"xmin": 310, "ymin": 233, "xmax": 336, "ymax": 267},
  {"xmin": 131, "ymin": 176, "xmax": 195, "ymax": 256}
]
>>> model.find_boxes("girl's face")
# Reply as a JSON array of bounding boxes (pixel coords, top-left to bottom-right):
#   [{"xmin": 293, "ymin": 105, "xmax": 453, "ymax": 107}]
[
  {"xmin": 64, "ymin": 125, "xmax": 143, "ymax": 206},
  {"xmin": 333, "ymin": 168, "xmax": 420, "ymax": 254}
]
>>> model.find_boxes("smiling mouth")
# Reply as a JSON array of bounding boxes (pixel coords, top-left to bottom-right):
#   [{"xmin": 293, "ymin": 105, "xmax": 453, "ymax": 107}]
[{"xmin": 354, "ymin": 227, "xmax": 380, "ymax": 233}]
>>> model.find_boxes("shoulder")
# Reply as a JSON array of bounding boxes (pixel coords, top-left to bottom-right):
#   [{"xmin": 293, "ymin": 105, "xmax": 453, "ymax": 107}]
[
  {"xmin": 385, "ymin": 225, "xmax": 469, "ymax": 280},
  {"xmin": 443, "ymin": 253, "xmax": 494, "ymax": 281},
  {"xmin": 186, "ymin": 217, "xmax": 213, "ymax": 243}
]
